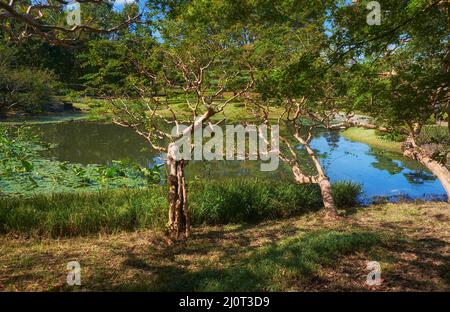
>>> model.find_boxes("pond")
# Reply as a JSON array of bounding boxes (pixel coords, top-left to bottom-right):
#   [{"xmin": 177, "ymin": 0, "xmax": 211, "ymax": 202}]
[{"xmin": 31, "ymin": 120, "xmax": 447, "ymax": 202}]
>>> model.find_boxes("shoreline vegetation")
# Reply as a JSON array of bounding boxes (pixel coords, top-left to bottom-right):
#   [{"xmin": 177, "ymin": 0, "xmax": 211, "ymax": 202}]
[{"xmin": 0, "ymin": 180, "xmax": 361, "ymax": 237}]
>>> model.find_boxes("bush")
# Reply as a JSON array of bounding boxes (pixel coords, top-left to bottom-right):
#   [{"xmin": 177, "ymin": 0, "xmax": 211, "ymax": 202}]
[
  {"xmin": 417, "ymin": 125, "xmax": 449, "ymax": 145},
  {"xmin": 331, "ymin": 181, "xmax": 363, "ymax": 209},
  {"xmin": 0, "ymin": 64, "xmax": 57, "ymax": 116},
  {"xmin": 378, "ymin": 130, "xmax": 406, "ymax": 142}
]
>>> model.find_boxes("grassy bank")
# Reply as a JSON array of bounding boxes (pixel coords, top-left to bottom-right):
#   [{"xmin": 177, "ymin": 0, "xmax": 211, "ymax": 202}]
[
  {"xmin": 1, "ymin": 201, "xmax": 448, "ymax": 291},
  {"xmin": 342, "ymin": 127, "xmax": 403, "ymax": 153},
  {"xmin": 68, "ymin": 96, "xmax": 285, "ymax": 122},
  {"xmin": 0, "ymin": 179, "xmax": 361, "ymax": 237}
]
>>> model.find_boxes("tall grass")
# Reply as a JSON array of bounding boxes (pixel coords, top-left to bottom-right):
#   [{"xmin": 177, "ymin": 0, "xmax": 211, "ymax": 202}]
[
  {"xmin": 0, "ymin": 188, "xmax": 167, "ymax": 237},
  {"xmin": 189, "ymin": 179, "xmax": 323, "ymax": 224},
  {"xmin": 0, "ymin": 179, "xmax": 361, "ymax": 237},
  {"xmin": 332, "ymin": 181, "xmax": 363, "ymax": 209}
]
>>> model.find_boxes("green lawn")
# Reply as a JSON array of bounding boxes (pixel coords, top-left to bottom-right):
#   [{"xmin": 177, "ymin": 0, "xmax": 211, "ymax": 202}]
[{"xmin": 342, "ymin": 127, "xmax": 403, "ymax": 153}]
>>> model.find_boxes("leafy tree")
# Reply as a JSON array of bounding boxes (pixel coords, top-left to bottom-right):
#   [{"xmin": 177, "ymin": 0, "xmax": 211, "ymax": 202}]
[
  {"xmin": 233, "ymin": 0, "xmax": 351, "ymax": 216},
  {"xmin": 110, "ymin": 0, "xmax": 254, "ymax": 238},
  {"xmin": 0, "ymin": 58, "xmax": 57, "ymax": 117},
  {"xmin": 333, "ymin": 0, "xmax": 450, "ymax": 200}
]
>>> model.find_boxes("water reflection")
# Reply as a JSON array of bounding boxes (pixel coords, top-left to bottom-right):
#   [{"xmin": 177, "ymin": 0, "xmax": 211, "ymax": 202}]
[
  {"xmin": 33, "ymin": 122, "xmax": 447, "ymax": 201},
  {"xmin": 310, "ymin": 132, "xmax": 446, "ymax": 200}
]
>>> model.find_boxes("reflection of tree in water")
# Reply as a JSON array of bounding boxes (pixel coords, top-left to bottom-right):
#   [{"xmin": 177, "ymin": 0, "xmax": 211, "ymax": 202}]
[
  {"xmin": 369, "ymin": 150, "xmax": 438, "ymax": 184},
  {"xmin": 308, "ymin": 130, "xmax": 341, "ymax": 171},
  {"xmin": 370, "ymin": 151, "xmax": 404, "ymax": 175},
  {"xmin": 322, "ymin": 130, "xmax": 340, "ymax": 150},
  {"xmin": 403, "ymin": 171, "xmax": 436, "ymax": 184},
  {"xmin": 35, "ymin": 123, "xmax": 152, "ymax": 166}
]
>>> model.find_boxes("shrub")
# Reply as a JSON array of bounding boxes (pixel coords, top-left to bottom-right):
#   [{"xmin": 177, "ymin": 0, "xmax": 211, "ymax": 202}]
[
  {"xmin": 417, "ymin": 125, "xmax": 449, "ymax": 145},
  {"xmin": 0, "ymin": 64, "xmax": 57, "ymax": 116},
  {"xmin": 331, "ymin": 181, "xmax": 363, "ymax": 209},
  {"xmin": 378, "ymin": 130, "xmax": 406, "ymax": 142}
]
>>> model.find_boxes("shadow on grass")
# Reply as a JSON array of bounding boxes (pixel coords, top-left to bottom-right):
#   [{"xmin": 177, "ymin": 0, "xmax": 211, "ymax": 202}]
[
  {"xmin": 22, "ymin": 218, "xmax": 448, "ymax": 292},
  {"xmin": 105, "ymin": 230, "xmax": 383, "ymax": 291}
]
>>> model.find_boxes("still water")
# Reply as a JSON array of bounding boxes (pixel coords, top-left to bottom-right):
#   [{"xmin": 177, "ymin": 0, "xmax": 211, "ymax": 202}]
[{"xmin": 33, "ymin": 121, "xmax": 447, "ymax": 201}]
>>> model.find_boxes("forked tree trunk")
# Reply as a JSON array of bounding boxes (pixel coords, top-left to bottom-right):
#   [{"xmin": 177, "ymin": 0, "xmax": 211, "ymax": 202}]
[
  {"xmin": 402, "ymin": 137, "xmax": 450, "ymax": 203},
  {"xmin": 167, "ymin": 148, "xmax": 190, "ymax": 238},
  {"xmin": 165, "ymin": 110, "xmax": 214, "ymax": 238}
]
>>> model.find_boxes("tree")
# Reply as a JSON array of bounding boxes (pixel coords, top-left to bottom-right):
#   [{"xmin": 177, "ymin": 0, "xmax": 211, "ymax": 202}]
[
  {"xmin": 110, "ymin": 0, "xmax": 254, "ymax": 237},
  {"xmin": 333, "ymin": 0, "xmax": 450, "ymax": 201},
  {"xmin": 0, "ymin": 45, "xmax": 57, "ymax": 117},
  {"xmin": 235, "ymin": 0, "xmax": 351, "ymax": 216}
]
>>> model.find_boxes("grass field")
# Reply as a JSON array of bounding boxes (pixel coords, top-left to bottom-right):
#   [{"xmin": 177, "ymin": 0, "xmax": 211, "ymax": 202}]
[{"xmin": 0, "ymin": 201, "xmax": 448, "ymax": 291}]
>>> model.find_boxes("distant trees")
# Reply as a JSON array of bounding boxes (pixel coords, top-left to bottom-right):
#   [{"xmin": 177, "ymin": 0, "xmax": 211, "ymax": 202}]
[
  {"xmin": 0, "ymin": 1, "xmax": 148, "ymax": 110},
  {"xmin": 0, "ymin": 45, "xmax": 57, "ymax": 117}
]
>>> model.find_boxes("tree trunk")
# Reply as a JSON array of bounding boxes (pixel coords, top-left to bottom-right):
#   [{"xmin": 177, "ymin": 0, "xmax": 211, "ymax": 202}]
[
  {"xmin": 165, "ymin": 109, "xmax": 215, "ymax": 239},
  {"xmin": 403, "ymin": 137, "xmax": 450, "ymax": 203},
  {"xmin": 291, "ymin": 135, "xmax": 338, "ymax": 217},
  {"xmin": 167, "ymin": 146, "xmax": 190, "ymax": 238},
  {"xmin": 318, "ymin": 176, "xmax": 337, "ymax": 217}
]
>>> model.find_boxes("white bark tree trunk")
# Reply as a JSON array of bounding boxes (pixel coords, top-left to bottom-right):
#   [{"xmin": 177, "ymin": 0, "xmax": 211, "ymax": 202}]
[
  {"xmin": 403, "ymin": 137, "xmax": 450, "ymax": 203},
  {"xmin": 293, "ymin": 133, "xmax": 338, "ymax": 216}
]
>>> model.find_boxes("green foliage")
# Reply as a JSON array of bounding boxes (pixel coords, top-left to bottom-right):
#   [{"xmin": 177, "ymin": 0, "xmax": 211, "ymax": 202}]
[
  {"xmin": 79, "ymin": 36, "xmax": 159, "ymax": 96},
  {"xmin": 0, "ymin": 179, "xmax": 362, "ymax": 237},
  {"xmin": 416, "ymin": 126, "xmax": 449, "ymax": 166},
  {"xmin": 334, "ymin": 0, "xmax": 448, "ymax": 135},
  {"xmin": 379, "ymin": 130, "xmax": 407, "ymax": 143},
  {"xmin": 0, "ymin": 125, "xmax": 44, "ymax": 179},
  {"xmin": 0, "ymin": 125, "xmax": 162, "ymax": 196},
  {"xmin": 0, "ymin": 63, "xmax": 57, "ymax": 116},
  {"xmin": 0, "ymin": 188, "xmax": 167, "ymax": 237},
  {"xmin": 417, "ymin": 126, "xmax": 449, "ymax": 145},
  {"xmin": 331, "ymin": 181, "xmax": 363, "ymax": 209},
  {"xmin": 189, "ymin": 179, "xmax": 323, "ymax": 224}
]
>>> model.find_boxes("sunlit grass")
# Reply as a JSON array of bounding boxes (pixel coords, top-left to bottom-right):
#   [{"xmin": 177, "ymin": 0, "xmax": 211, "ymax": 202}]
[{"xmin": 342, "ymin": 127, "xmax": 403, "ymax": 153}]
